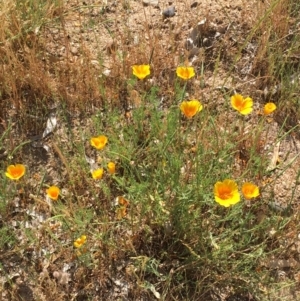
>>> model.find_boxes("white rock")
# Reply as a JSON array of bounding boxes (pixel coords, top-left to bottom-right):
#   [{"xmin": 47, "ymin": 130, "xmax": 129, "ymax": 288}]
[{"xmin": 142, "ymin": 0, "xmax": 159, "ymax": 7}]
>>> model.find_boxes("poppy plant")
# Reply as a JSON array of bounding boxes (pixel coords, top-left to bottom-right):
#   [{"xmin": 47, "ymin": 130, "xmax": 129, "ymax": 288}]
[
  {"xmin": 214, "ymin": 179, "xmax": 240, "ymax": 207},
  {"xmin": 263, "ymin": 102, "xmax": 276, "ymax": 115},
  {"xmin": 180, "ymin": 100, "xmax": 203, "ymax": 118},
  {"xmin": 5, "ymin": 164, "xmax": 26, "ymax": 180},
  {"xmin": 74, "ymin": 235, "xmax": 87, "ymax": 248},
  {"xmin": 107, "ymin": 162, "xmax": 116, "ymax": 174},
  {"xmin": 91, "ymin": 168, "xmax": 104, "ymax": 180},
  {"xmin": 230, "ymin": 94, "xmax": 253, "ymax": 115},
  {"xmin": 132, "ymin": 64, "xmax": 151, "ymax": 80},
  {"xmin": 46, "ymin": 186, "xmax": 60, "ymax": 201},
  {"xmin": 90, "ymin": 135, "xmax": 108, "ymax": 150},
  {"xmin": 242, "ymin": 182, "xmax": 260, "ymax": 200},
  {"xmin": 176, "ymin": 66, "xmax": 195, "ymax": 80}
]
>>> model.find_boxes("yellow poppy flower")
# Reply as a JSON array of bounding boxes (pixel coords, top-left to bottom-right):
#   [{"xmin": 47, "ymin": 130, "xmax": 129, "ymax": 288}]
[
  {"xmin": 263, "ymin": 102, "xmax": 276, "ymax": 115},
  {"xmin": 230, "ymin": 94, "xmax": 253, "ymax": 115},
  {"xmin": 132, "ymin": 64, "xmax": 151, "ymax": 80},
  {"xmin": 242, "ymin": 182, "xmax": 260, "ymax": 200},
  {"xmin": 46, "ymin": 186, "xmax": 60, "ymax": 201},
  {"xmin": 91, "ymin": 168, "xmax": 104, "ymax": 180},
  {"xmin": 176, "ymin": 66, "xmax": 195, "ymax": 80},
  {"xmin": 214, "ymin": 179, "xmax": 240, "ymax": 207},
  {"xmin": 5, "ymin": 164, "xmax": 26, "ymax": 180},
  {"xmin": 74, "ymin": 235, "xmax": 87, "ymax": 248},
  {"xmin": 90, "ymin": 135, "xmax": 108, "ymax": 150},
  {"xmin": 180, "ymin": 100, "xmax": 203, "ymax": 118}
]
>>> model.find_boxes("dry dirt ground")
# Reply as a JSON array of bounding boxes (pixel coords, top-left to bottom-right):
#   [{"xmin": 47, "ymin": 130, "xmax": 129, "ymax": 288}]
[{"xmin": 1, "ymin": 0, "xmax": 300, "ymax": 300}]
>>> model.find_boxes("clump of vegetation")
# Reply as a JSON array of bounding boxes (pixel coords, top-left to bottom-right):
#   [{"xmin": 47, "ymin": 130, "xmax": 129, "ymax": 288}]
[{"xmin": 0, "ymin": 0, "xmax": 299, "ymax": 300}]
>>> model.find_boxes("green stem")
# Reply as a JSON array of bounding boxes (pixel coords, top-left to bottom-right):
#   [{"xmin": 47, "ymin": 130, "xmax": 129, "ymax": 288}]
[{"xmin": 180, "ymin": 81, "xmax": 188, "ymax": 102}]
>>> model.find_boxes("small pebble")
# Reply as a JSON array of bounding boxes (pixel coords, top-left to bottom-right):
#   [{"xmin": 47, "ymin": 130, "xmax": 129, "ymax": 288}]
[
  {"xmin": 162, "ymin": 6, "xmax": 175, "ymax": 18},
  {"xmin": 70, "ymin": 47, "xmax": 78, "ymax": 55}
]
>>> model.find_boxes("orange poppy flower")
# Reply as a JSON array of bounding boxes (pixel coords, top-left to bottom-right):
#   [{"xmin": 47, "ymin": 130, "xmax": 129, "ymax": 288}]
[
  {"xmin": 231, "ymin": 94, "xmax": 253, "ymax": 115},
  {"xmin": 5, "ymin": 164, "xmax": 26, "ymax": 180},
  {"xmin": 90, "ymin": 135, "xmax": 108, "ymax": 150},
  {"xmin": 74, "ymin": 235, "xmax": 87, "ymax": 248},
  {"xmin": 176, "ymin": 66, "xmax": 195, "ymax": 80},
  {"xmin": 132, "ymin": 65, "xmax": 151, "ymax": 80},
  {"xmin": 91, "ymin": 168, "xmax": 104, "ymax": 180},
  {"xmin": 214, "ymin": 179, "xmax": 240, "ymax": 207},
  {"xmin": 107, "ymin": 162, "xmax": 116, "ymax": 174},
  {"xmin": 263, "ymin": 102, "xmax": 276, "ymax": 115},
  {"xmin": 180, "ymin": 100, "xmax": 203, "ymax": 118},
  {"xmin": 46, "ymin": 186, "xmax": 60, "ymax": 201},
  {"xmin": 242, "ymin": 182, "xmax": 260, "ymax": 200}
]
